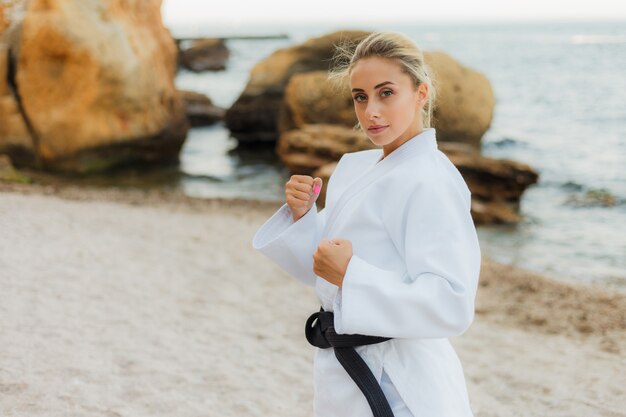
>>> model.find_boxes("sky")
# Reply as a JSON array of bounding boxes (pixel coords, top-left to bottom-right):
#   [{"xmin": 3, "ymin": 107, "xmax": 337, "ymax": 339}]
[{"xmin": 162, "ymin": 0, "xmax": 626, "ymax": 27}]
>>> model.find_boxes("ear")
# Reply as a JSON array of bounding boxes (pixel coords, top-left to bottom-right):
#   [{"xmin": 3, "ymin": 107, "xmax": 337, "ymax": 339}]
[{"xmin": 418, "ymin": 82, "xmax": 428, "ymax": 104}]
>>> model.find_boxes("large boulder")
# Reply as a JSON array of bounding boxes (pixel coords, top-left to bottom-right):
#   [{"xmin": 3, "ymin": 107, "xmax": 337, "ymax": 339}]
[
  {"xmin": 441, "ymin": 142, "xmax": 538, "ymax": 204},
  {"xmin": 437, "ymin": 142, "xmax": 539, "ymax": 224},
  {"xmin": 279, "ymin": 70, "xmax": 357, "ymax": 134},
  {"xmin": 178, "ymin": 38, "xmax": 229, "ymax": 72},
  {"xmin": 279, "ymin": 124, "xmax": 538, "ymax": 225},
  {"xmin": 427, "ymin": 51, "xmax": 495, "ymax": 148},
  {"xmin": 228, "ymin": 30, "xmax": 495, "ymax": 148},
  {"xmin": 225, "ymin": 30, "xmax": 371, "ymax": 143},
  {"xmin": 179, "ymin": 90, "xmax": 226, "ymax": 126},
  {"xmin": 276, "ymin": 123, "xmax": 370, "ymax": 173},
  {"xmin": 0, "ymin": 0, "xmax": 188, "ymax": 173}
]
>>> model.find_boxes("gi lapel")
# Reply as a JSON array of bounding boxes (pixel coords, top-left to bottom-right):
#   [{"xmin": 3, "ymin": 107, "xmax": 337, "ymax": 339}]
[{"xmin": 322, "ymin": 128, "xmax": 438, "ymax": 239}]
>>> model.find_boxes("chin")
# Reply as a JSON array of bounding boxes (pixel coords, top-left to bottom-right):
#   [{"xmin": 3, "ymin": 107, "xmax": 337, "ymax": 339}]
[
  {"xmin": 366, "ymin": 131, "xmax": 385, "ymax": 142},
  {"xmin": 367, "ymin": 135, "xmax": 390, "ymax": 147},
  {"xmin": 367, "ymin": 137, "xmax": 383, "ymax": 146}
]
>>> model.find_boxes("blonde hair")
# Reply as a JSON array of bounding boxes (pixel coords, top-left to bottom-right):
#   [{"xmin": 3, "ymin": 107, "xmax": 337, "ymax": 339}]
[{"xmin": 327, "ymin": 31, "xmax": 437, "ymax": 130}]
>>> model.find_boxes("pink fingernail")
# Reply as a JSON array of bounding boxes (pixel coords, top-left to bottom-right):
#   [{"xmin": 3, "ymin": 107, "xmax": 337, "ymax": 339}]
[{"xmin": 313, "ymin": 184, "xmax": 321, "ymax": 194}]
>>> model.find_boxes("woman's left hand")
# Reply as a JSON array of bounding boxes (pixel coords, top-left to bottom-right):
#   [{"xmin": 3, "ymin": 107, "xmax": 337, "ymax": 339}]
[{"xmin": 313, "ymin": 238, "xmax": 353, "ymax": 288}]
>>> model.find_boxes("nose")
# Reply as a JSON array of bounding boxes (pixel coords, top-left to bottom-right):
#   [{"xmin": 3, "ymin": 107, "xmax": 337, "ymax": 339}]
[{"xmin": 364, "ymin": 100, "xmax": 381, "ymax": 121}]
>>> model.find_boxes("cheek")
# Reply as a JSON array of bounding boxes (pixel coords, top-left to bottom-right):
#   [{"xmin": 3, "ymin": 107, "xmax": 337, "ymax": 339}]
[
  {"xmin": 392, "ymin": 95, "xmax": 413, "ymax": 110},
  {"xmin": 393, "ymin": 97, "xmax": 417, "ymax": 118},
  {"xmin": 353, "ymin": 103, "xmax": 362, "ymax": 117}
]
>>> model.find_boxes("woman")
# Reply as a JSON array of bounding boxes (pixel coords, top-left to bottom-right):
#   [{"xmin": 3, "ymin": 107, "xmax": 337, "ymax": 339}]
[{"xmin": 252, "ymin": 31, "xmax": 481, "ymax": 417}]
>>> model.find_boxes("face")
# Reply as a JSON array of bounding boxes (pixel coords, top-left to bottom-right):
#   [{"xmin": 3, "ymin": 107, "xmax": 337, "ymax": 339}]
[{"xmin": 349, "ymin": 56, "xmax": 428, "ymax": 154}]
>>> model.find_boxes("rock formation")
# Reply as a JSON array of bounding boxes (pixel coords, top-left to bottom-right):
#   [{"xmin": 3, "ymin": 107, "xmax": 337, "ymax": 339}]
[
  {"xmin": 178, "ymin": 38, "xmax": 229, "ymax": 72},
  {"xmin": 179, "ymin": 90, "xmax": 225, "ymax": 126},
  {"xmin": 225, "ymin": 30, "xmax": 371, "ymax": 143},
  {"xmin": 0, "ymin": 0, "xmax": 188, "ymax": 173},
  {"xmin": 227, "ymin": 30, "xmax": 495, "ymax": 149}
]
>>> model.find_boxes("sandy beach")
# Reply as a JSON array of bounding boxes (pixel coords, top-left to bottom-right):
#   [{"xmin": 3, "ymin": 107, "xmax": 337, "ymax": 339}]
[{"xmin": 1, "ymin": 182, "xmax": 625, "ymax": 417}]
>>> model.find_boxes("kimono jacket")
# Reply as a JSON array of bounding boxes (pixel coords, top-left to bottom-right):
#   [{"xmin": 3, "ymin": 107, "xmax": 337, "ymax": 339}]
[{"xmin": 252, "ymin": 127, "xmax": 481, "ymax": 417}]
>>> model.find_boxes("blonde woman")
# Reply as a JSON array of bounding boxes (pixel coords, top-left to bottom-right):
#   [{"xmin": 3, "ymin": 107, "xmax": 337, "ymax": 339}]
[{"xmin": 253, "ymin": 31, "xmax": 481, "ymax": 417}]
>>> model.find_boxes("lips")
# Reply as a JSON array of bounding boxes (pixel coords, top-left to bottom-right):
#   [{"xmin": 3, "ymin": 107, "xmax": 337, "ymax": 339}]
[{"xmin": 368, "ymin": 125, "xmax": 388, "ymax": 134}]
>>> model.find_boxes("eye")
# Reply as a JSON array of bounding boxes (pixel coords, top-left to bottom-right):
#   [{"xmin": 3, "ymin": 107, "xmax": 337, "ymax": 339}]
[{"xmin": 353, "ymin": 90, "xmax": 393, "ymax": 103}]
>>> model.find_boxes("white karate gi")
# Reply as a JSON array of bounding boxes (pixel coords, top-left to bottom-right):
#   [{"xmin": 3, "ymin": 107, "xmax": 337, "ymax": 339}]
[{"xmin": 252, "ymin": 128, "xmax": 481, "ymax": 417}]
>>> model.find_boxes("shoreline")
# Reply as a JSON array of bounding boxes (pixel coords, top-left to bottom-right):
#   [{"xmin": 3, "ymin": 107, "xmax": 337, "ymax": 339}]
[{"xmin": 1, "ymin": 180, "xmax": 625, "ymax": 416}]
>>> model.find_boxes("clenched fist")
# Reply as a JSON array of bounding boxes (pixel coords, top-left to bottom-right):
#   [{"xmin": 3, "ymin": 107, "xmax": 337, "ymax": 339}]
[
  {"xmin": 285, "ymin": 175, "xmax": 323, "ymax": 222},
  {"xmin": 313, "ymin": 238, "xmax": 353, "ymax": 288}
]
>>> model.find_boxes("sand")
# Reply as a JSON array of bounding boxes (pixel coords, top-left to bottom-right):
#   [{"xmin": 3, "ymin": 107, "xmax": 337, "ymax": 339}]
[{"xmin": 0, "ymin": 182, "xmax": 625, "ymax": 417}]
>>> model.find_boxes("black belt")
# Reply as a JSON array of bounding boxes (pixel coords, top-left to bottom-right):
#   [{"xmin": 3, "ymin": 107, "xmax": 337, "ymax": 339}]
[{"xmin": 305, "ymin": 306, "xmax": 395, "ymax": 417}]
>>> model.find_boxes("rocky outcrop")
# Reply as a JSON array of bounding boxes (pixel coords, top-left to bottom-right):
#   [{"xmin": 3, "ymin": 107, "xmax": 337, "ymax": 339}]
[
  {"xmin": 0, "ymin": 0, "xmax": 188, "ymax": 173},
  {"xmin": 437, "ymin": 142, "xmax": 539, "ymax": 224},
  {"xmin": 178, "ymin": 38, "xmax": 229, "ymax": 72},
  {"xmin": 227, "ymin": 30, "xmax": 494, "ymax": 148},
  {"xmin": 279, "ymin": 71, "xmax": 358, "ymax": 134},
  {"xmin": 225, "ymin": 30, "xmax": 371, "ymax": 143},
  {"xmin": 279, "ymin": 124, "xmax": 538, "ymax": 224},
  {"xmin": 441, "ymin": 142, "xmax": 538, "ymax": 202},
  {"xmin": 426, "ymin": 51, "xmax": 495, "ymax": 148},
  {"xmin": 179, "ymin": 90, "xmax": 226, "ymax": 126},
  {"xmin": 276, "ymin": 124, "xmax": 370, "ymax": 173}
]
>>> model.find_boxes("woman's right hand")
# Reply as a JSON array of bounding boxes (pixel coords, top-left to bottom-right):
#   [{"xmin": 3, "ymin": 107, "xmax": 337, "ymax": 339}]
[{"xmin": 285, "ymin": 175, "xmax": 323, "ymax": 222}]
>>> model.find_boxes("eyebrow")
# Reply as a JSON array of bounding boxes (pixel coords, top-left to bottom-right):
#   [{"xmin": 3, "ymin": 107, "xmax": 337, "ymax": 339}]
[{"xmin": 351, "ymin": 81, "xmax": 395, "ymax": 93}]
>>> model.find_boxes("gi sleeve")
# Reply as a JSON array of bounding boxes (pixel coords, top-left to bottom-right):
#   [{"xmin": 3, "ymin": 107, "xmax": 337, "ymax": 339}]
[
  {"xmin": 332, "ymin": 178, "xmax": 481, "ymax": 338},
  {"xmin": 252, "ymin": 202, "xmax": 326, "ymax": 288}
]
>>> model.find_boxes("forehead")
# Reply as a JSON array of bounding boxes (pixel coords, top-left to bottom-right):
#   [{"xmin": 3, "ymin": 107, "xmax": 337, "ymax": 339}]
[{"xmin": 349, "ymin": 57, "xmax": 407, "ymax": 89}]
